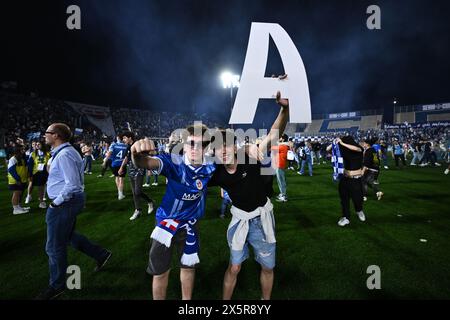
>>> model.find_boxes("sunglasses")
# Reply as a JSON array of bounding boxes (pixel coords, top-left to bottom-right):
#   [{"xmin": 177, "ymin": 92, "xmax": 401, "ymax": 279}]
[{"xmin": 185, "ymin": 140, "xmax": 210, "ymax": 149}]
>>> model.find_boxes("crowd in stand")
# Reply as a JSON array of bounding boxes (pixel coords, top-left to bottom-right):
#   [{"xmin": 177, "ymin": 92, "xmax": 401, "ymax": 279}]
[
  {"xmin": 2, "ymin": 91, "xmax": 449, "ymax": 173},
  {"xmin": 0, "ymin": 92, "xmax": 100, "ymax": 147},
  {"xmin": 111, "ymin": 108, "xmax": 224, "ymax": 138}
]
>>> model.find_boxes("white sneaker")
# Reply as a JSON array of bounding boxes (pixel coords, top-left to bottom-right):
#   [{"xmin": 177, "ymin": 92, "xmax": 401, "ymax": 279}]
[
  {"xmin": 384, "ymin": 166, "xmax": 389, "ymax": 169},
  {"xmin": 148, "ymin": 202, "xmax": 154, "ymax": 215},
  {"xmin": 338, "ymin": 217, "xmax": 350, "ymax": 227},
  {"xmin": 97, "ymin": 174, "xmax": 103, "ymax": 178},
  {"xmin": 445, "ymin": 169, "xmax": 449, "ymax": 175},
  {"xmin": 275, "ymin": 196, "xmax": 287, "ymax": 202},
  {"xmin": 129, "ymin": 210, "xmax": 141, "ymax": 221},
  {"xmin": 25, "ymin": 195, "xmax": 32, "ymax": 204},
  {"xmin": 143, "ymin": 183, "xmax": 150, "ymax": 187},
  {"xmin": 21, "ymin": 206, "xmax": 31, "ymax": 211},
  {"xmin": 13, "ymin": 207, "xmax": 29, "ymax": 215},
  {"xmin": 109, "ymin": 174, "xmax": 115, "ymax": 178},
  {"xmin": 410, "ymin": 163, "xmax": 417, "ymax": 166},
  {"xmin": 152, "ymin": 182, "xmax": 158, "ymax": 186},
  {"xmin": 363, "ymin": 196, "xmax": 367, "ymax": 202},
  {"xmin": 118, "ymin": 194, "xmax": 125, "ymax": 200},
  {"xmin": 356, "ymin": 211, "xmax": 366, "ymax": 222},
  {"xmin": 39, "ymin": 202, "xmax": 47, "ymax": 209},
  {"xmin": 435, "ymin": 163, "xmax": 441, "ymax": 167},
  {"xmin": 376, "ymin": 191, "xmax": 384, "ymax": 201}
]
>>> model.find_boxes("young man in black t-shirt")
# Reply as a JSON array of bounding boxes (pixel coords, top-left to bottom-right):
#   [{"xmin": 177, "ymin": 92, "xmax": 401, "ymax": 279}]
[{"xmin": 208, "ymin": 91, "xmax": 289, "ymax": 300}]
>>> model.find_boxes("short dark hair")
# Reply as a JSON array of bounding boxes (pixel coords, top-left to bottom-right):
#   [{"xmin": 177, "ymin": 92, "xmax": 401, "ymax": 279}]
[
  {"xmin": 183, "ymin": 124, "xmax": 210, "ymax": 142},
  {"xmin": 52, "ymin": 123, "xmax": 72, "ymax": 142},
  {"xmin": 211, "ymin": 128, "xmax": 237, "ymax": 146},
  {"xmin": 121, "ymin": 131, "xmax": 135, "ymax": 141}
]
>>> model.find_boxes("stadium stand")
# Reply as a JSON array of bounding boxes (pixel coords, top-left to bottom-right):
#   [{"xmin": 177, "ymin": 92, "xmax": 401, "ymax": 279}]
[
  {"xmin": 394, "ymin": 103, "xmax": 450, "ymax": 124},
  {"xmin": 304, "ymin": 119, "xmax": 323, "ymax": 133},
  {"xmin": 302, "ymin": 111, "xmax": 383, "ymax": 134}
]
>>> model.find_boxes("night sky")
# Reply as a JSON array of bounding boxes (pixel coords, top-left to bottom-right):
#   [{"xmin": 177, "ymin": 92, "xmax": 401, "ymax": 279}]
[{"xmin": 2, "ymin": 0, "xmax": 450, "ymax": 123}]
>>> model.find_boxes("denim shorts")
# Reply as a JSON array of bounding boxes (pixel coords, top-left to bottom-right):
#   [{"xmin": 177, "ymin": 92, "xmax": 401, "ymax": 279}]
[{"xmin": 227, "ymin": 216, "xmax": 276, "ymax": 269}]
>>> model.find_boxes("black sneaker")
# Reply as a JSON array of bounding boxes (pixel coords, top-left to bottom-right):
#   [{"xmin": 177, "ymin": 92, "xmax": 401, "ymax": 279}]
[
  {"xmin": 35, "ymin": 286, "xmax": 65, "ymax": 300},
  {"xmin": 94, "ymin": 250, "xmax": 112, "ymax": 272}
]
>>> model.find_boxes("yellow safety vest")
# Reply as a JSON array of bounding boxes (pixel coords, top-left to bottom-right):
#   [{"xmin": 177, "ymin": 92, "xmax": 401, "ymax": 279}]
[
  {"xmin": 8, "ymin": 157, "xmax": 28, "ymax": 185},
  {"xmin": 31, "ymin": 151, "xmax": 50, "ymax": 175}
]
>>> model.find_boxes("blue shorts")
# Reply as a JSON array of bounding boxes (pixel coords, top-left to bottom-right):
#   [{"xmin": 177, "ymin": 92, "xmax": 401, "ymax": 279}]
[{"xmin": 227, "ymin": 216, "xmax": 276, "ymax": 269}]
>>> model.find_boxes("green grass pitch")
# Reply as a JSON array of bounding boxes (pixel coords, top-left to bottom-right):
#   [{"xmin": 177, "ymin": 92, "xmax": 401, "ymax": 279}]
[{"xmin": 1, "ymin": 159, "xmax": 449, "ymax": 299}]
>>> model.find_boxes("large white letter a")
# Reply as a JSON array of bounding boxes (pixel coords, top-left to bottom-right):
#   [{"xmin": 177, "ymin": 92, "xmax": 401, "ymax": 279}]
[{"xmin": 229, "ymin": 23, "xmax": 311, "ymax": 124}]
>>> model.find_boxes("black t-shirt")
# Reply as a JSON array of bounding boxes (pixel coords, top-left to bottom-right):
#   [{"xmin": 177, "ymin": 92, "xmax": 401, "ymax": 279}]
[
  {"xmin": 415, "ymin": 142, "xmax": 422, "ymax": 152},
  {"xmin": 339, "ymin": 144, "xmax": 363, "ymax": 171},
  {"xmin": 312, "ymin": 142, "xmax": 321, "ymax": 152},
  {"xmin": 363, "ymin": 147, "xmax": 380, "ymax": 170},
  {"xmin": 209, "ymin": 156, "xmax": 268, "ymax": 212}
]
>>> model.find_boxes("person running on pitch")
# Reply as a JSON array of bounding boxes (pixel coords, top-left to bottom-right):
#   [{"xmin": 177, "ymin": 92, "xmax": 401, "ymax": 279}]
[
  {"xmin": 118, "ymin": 131, "xmax": 155, "ymax": 220},
  {"xmin": 103, "ymin": 134, "xmax": 128, "ymax": 200},
  {"xmin": 362, "ymin": 138, "xmax": 383, "ymax": 201}
]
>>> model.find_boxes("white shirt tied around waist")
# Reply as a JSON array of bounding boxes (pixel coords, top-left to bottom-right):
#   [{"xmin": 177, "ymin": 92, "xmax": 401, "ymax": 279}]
[{"xmin": 228, "ymin": 198, "xmax": 276, "ymax": 251}]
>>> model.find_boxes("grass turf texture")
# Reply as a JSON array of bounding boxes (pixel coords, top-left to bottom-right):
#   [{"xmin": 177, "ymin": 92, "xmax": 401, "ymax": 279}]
[{"xmin": 0, "ymin": 159, "xmax": 449, "ymax": 299}]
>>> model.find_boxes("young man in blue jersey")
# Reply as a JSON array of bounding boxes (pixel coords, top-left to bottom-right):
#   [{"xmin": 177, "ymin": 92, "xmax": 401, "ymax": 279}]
[
  {"xmin": 131, "ymin": 124, "xmax": 215, "ymax": 300},
  {"xmin": 103, "ymin": 134, "xmax": 128, "ymax": 200}
]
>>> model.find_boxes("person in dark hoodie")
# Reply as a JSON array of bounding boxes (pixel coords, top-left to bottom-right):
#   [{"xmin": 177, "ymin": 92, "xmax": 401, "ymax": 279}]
[{"xmin": 335, "ymin": 135, "xmax": 366, "ymax": 227}]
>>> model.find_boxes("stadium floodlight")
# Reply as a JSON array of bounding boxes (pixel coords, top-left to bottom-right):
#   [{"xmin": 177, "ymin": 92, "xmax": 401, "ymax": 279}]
[
  {"xmin": 220, "ymin": 71, "xmax": 240, "ymax": 128},
  {"xmin": 392, "ymin": 98, "xmax": 398, "ymax": 124},
  {"xmin": 220, "ymin": 71, "xmax": 240, "ymax": 89}
]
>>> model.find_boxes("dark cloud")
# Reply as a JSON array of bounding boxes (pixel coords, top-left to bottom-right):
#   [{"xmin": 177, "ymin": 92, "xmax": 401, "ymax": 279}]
[{"xmin": 2, "ymin": 0, "xmax": 450, "ymax": 126}]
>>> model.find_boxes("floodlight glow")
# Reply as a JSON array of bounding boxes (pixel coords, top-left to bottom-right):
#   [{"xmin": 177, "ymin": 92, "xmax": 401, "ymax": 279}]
[{"xmin": 221, "ymin": 71, "xmax": 240, "ymax": 88}]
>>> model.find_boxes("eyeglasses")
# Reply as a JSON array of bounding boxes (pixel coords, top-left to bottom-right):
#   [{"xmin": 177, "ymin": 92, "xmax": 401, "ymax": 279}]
[
  {"xmin": 185, "ymin": 140, "xmax": 210, "ymax": 149},
  {"xmin": 45, "ymin": 131, "xmax": 56, "ymax": 135}
]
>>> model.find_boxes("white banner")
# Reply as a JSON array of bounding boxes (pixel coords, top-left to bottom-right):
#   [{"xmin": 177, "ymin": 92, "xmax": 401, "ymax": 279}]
[{"xmin": 66, "ymin": 101, "xmax": 116, "ymax": 137}]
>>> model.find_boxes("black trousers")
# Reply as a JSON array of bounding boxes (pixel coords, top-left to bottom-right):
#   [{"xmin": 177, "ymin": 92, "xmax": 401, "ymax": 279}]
[
  {"xmin": 338, "ymin": 177, "xmax": 363, "ymax": 219},
  {"xmin": 394, "ymin": 154, "xmax": 406, "ymax": 167},
  {"xmin": 362, "ymin": 171, "xmax": 380, "ymax": 196}
]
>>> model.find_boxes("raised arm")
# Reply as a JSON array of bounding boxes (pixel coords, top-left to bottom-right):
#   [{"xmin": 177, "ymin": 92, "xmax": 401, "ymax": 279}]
[
  {"xmin": 258, "ymin": 90, "xmax": 290, "ymax": 154},
  {"xmin": 336, "ymin": 138, "xmax": 362, "ymax": 153},
  {"xmin": 131, "ymin": 138, "xmax": 161, "ymax": 170}
]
